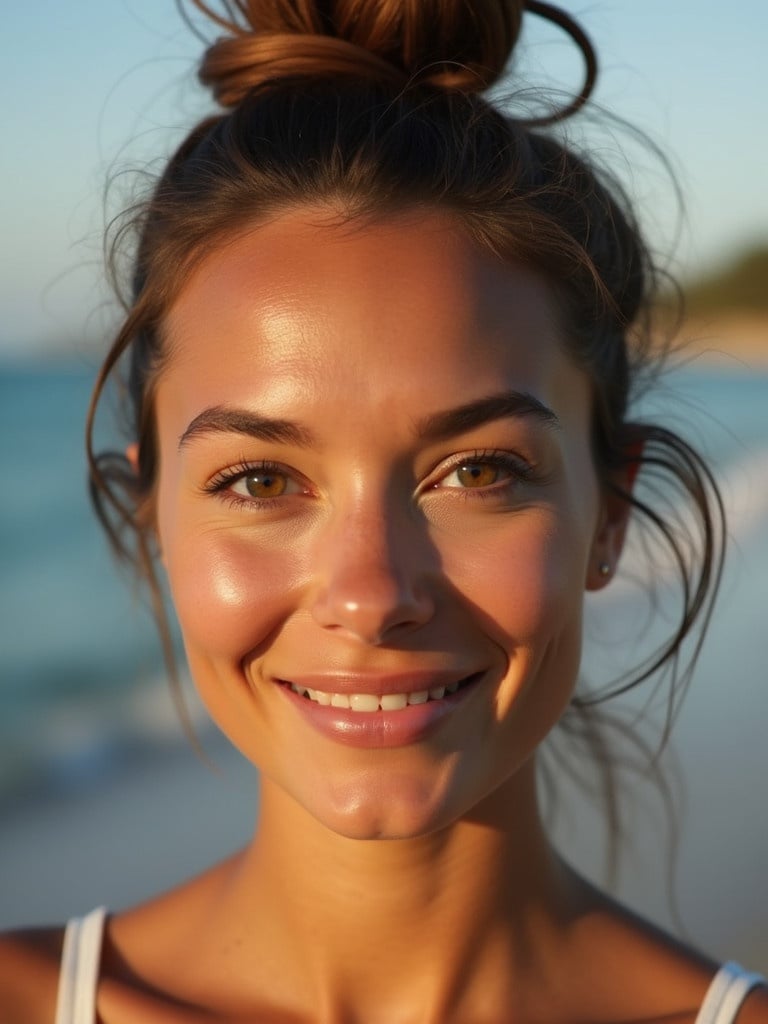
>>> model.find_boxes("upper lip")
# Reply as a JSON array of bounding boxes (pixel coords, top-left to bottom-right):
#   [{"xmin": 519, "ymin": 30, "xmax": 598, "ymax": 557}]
[{"xmin": 276, "ymin": 670, "xmax": 480, "ymax": 696}]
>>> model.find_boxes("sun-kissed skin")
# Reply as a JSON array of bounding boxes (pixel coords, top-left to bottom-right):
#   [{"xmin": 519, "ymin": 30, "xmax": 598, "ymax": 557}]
[{"xmin": 3, "ymin": 209, "xmax": 768, "ymax": 1024}]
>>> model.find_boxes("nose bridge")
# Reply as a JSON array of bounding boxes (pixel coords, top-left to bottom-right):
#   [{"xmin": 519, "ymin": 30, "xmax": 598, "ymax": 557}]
[{"xmin": 309, "ymin": 484, "xmax": 435, "ymax": 643}]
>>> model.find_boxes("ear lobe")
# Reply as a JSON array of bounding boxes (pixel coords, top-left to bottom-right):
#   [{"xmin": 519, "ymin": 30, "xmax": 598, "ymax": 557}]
[
  {"xmin": 125, "ymin": 442, "xmax": 166, "ymax": 569},
  {"xmin": 586, "ymin": 438, "xmax": 644, "ymax": 591}
]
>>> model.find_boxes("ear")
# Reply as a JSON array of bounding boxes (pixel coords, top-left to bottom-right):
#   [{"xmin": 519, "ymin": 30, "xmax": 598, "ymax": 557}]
[
  {"xmin": 125, "ymin": 442, "xmax": 165, "ymax": 568},
  {"xmin": 585, "ymin": 456, "xmax": 639, "ymax": 592}
]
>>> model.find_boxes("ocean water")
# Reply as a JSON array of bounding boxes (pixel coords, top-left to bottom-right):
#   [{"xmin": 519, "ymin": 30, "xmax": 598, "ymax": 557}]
[
  {"xmin": 0, "ymin": 361, "xmax": 170, "ymax": 800},
  {"xmin": 1, "ymin": 355, "xmax": 767, "ymax": 957}
]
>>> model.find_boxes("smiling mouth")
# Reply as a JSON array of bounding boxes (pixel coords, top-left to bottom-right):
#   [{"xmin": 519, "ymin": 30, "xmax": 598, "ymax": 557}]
[{"xmin": 280, "ymin": 673, "xmax": 482, "ymax": 712}]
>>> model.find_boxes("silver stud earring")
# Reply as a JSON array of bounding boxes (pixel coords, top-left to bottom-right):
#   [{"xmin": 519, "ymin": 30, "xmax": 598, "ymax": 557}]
[{"xmin": 598, "ymin": 561, "xmax": 611, "ymax": 577}]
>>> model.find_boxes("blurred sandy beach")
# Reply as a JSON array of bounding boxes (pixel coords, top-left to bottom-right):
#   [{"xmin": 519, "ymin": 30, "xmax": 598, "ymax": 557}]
[{"xmin": 675, "ymin": 314, "xmax": 768, "ymax": 367}]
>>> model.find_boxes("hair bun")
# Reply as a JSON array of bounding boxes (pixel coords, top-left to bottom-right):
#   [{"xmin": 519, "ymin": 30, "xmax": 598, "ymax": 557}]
[
  {"xmin": 199, "ymin": 32, "xmax": 412, "ymax": 106},
  {"xmin": 189, "ymin": 0, "xmax": 595, "ymax": 119}
]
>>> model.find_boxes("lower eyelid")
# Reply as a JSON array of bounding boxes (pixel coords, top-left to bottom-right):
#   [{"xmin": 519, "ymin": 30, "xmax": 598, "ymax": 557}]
[{"xmin": 209, "ymin": 480, "xmax": 310, "ymax": 513}]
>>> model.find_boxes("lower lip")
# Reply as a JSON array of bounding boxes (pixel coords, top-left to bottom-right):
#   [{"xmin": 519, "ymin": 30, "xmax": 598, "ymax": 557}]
[{"xmin": 276, "ymin": 675, "xmax": 483, "ymax": 749}]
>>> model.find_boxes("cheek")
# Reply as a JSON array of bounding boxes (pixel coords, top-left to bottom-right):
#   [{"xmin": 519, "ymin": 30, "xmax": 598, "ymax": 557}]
[
  {"xmin": 441, "ymin": 515, "xmax": 589, "ymax": 753},
  {"xmin": 162, "ymin": 527, "xmax": 306, "ymax": 662},
  {"xmin": 442, "ymin": 512, "xmax": 588, "ymax": 647}
]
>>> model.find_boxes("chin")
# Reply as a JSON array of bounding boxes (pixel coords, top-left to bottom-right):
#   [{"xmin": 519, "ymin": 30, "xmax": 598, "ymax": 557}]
[{"xmin": 293, "ymin": 764, "xmax": 494, "ymax": 841}]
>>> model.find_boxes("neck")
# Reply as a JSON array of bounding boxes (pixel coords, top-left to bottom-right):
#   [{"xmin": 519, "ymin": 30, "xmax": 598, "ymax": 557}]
[{"xmin": 212, "ymin": 761, "xmax": 587, "ymax": 1023}]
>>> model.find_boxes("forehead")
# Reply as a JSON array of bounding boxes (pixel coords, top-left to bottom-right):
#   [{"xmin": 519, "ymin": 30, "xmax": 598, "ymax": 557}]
[{"xmin": 160, "ymin": 207, "xmax": 589, "ymax": 433}]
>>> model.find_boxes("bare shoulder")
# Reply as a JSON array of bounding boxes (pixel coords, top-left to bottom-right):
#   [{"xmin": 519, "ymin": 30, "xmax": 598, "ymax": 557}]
[
  {"xmin": 0, "ymin": 927, "xmax": 64, "ymax": 1024},
  {"xmin": 738, "ymin": 985, "xmax": 768, "ymax": 1023},
  {"xmin": 563, "ymin": 874, "xmax": 753, "ymax": 1023},
  {"xmin": 616, "ymin": 919, "xmax": 768, "ymax": 1023}
]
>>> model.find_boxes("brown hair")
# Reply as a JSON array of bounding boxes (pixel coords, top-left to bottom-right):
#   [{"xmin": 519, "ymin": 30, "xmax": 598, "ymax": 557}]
[{"xmin": 88, "ymin": 0, "xmax": 724, "ymax": 846}]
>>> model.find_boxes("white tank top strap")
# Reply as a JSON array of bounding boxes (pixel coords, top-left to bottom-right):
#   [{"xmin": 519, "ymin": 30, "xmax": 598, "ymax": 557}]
[
  {"xmin": 54, "ymin": 907, "xmax": 108, "ymax": 1024},
  {"xmin": 694, "ymin": 961, "xmax": 767, "ymax": 1024}
]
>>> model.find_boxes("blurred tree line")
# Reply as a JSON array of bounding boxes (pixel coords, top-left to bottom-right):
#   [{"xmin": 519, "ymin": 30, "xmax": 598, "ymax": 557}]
[{"xmin": 681, "ymin": 245, "xmax": 768, "ymax": 314}]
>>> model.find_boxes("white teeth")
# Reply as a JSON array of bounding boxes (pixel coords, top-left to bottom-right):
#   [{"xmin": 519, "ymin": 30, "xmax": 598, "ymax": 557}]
[
  {"xmin": 407, "ymin": 690, "xmax": 429, "ymax": 705},
  {"xmin": 379, "ymin": 692, "xmax": 408, "ymax": 711},
  {"xmin": 288, "ymin": 680, "xmax": 470, "ymax": 710},
  {"xmin": 349, "ymin": 693, "xmax": 380, "ymax": 713}
]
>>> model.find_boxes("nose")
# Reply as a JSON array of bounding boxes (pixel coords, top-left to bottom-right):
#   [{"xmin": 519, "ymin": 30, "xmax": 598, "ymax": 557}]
[{"xmin": 309, "ymin": 501, "xmax": 436, "ymax": 645}]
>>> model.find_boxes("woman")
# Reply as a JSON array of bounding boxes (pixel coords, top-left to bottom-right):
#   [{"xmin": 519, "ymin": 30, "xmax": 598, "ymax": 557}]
[{"xmin": 1, "ymin": 0, "xmax": 766, "ymax": 1020}]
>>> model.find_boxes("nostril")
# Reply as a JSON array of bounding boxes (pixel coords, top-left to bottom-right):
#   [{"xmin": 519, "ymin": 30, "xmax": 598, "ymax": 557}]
[{"xmin": 310, "ymin": 587, "xmax": 435, "ymax": 644}]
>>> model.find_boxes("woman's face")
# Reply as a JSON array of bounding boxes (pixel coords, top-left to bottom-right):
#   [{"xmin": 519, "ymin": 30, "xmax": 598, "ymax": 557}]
[{"xmin": 153, "ymin": 208, "xmax": 624, "ymax": 839}]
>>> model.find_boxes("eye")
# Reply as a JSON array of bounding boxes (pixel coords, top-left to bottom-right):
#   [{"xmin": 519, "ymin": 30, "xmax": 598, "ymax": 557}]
[
  {"xmin": 437, "ymin": 452, "xmax": 525, "ymax": 491},
  {"xmin": 232, "ymin": 467, "xmax": 290, "ymax": 499},
  {"xmin": 204, "ymin": 460, "xmax": 307, "ymax": 506},
  {"xmin": 447, "ymin": 461, "xmax": 505, "ymax": 488}
]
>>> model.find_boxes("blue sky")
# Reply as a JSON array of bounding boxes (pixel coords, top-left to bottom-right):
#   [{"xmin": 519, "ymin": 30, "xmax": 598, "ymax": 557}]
[{"xmin": 2, "ymin": 0, "xmax": 767, "ymax": 356}]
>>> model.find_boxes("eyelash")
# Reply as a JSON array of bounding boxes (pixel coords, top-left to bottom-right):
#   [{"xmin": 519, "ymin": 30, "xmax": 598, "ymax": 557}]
[
  {"xmin": 203, "ymin": 450, "xmax": 537, "ymax": 511},
  {"xmin": 203, "ymin": 460, "xmax": 309, "ymax": 511},
  {"xmin": 430, "ymin": 449, "xmax": 537, "ymax": 499}
]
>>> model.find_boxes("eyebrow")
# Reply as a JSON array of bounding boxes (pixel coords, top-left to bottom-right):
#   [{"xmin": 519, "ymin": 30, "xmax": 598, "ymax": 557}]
[
  {"xmin": 415, "ymin": 391, "xmax": 560, "ymax": 442},
  {"xmin": 178, "ymin": 390, "xmax": 559, "ymax": 452},
  {"xmin": 178, "ymin": 406, "xmax": 317, "ymax": 450}
]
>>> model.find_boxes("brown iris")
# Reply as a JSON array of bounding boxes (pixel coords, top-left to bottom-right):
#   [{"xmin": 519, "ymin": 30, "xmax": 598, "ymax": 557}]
[
  {"xmin": 244, "ymin": 471, "xmax": 287, "ymax": 498},
  {"xmin": 456, "ymin": 462, "xmax": 500, "ymax": 488}
]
